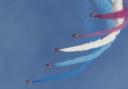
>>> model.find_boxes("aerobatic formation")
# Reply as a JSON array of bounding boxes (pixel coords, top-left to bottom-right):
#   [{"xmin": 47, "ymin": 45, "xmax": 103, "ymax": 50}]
[{"xmin": 26, "ymin": 0, "xmax": 128, "ymax": 84}]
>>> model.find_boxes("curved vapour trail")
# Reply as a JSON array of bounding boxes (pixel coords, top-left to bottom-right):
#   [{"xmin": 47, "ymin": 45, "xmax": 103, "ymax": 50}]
[
  {"xmin": 31, "ymin": 44, "xmax": 111, "ymax": 83},
  {"xmin": 59, "ymin": 0, "xmax": 125, "ymax": 53},
  {"xmin": 92, "ymin": 9, "xmax": 128, "ymax": 19},
  {"xmin": 72, "ymin": 17, "xmax": 128, "ymax": 39},
  {"xmin": 59, "ymin": 31, "xmax": 119, "ymax": 52}
]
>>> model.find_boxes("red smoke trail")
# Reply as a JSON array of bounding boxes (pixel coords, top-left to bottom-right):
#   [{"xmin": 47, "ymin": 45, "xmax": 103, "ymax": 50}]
[
  {"xmin": 73, "ymin": 22, "xmax": 123, "ymax": 38},
  {"xmin": 73, "ymin": 9, "xmax": 128, "ymax": 39},
  {"xmin": 90, "ymin": 8, "xmax": 128, "ymax": 19}
]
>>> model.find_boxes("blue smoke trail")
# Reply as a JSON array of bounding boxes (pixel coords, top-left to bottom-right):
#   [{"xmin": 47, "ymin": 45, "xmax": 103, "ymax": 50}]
[
  {"xmin": 32, "ymin": 43, "xmax": 111, "ymax": 83},
  {"xmin": 32, "ymin": 61, "xmax": 91, "ymax": 83}
]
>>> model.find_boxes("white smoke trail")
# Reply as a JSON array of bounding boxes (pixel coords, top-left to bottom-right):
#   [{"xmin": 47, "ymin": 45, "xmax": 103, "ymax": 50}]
[{"xmin": 60, "ymin": 0, "xmax": 124, "ymax": 53}]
